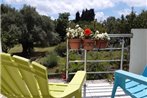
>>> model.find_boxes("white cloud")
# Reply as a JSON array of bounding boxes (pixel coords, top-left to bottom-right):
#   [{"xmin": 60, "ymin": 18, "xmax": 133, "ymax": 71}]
[
  {"xmin": 3, "ymin": 0, "xmax": 115, "ymax": 19},
  {"xmin": 95, "ymin": 12, "xmax": 108, "ymax": 22},
  {"xmin": 118, "ymin": 9, "xmax": 131, "ymax": 16},
  {"xmin": 3, "ymin": 0, "xmax": 146, "ymax": 20}
]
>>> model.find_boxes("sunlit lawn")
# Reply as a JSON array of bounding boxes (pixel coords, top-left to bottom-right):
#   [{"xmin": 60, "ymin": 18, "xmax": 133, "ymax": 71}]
[
  {"xmin": 8, "ymin": 44, "xmax": 56, "ymax": 54},
  {"xmin": 8, "ymin": 44, "xmax": 63, "ymax": 74}
]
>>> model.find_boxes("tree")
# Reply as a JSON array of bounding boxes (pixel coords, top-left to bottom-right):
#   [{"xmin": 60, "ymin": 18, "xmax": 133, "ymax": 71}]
[
  {"xmin": 19, "ymin": 5, "xmax": 40, "ymax": 56},
  {"xmin": 103, "ymin": 16, "xmax": 118, "ymax": 33},
  {"xmin": 1, "ymin": 4, "xmax": 59, "ymax": 57},
  {"xmin": 136, "ymin": 10, "xmax": 147, "ymax": 28},
  {"xmin": 125, "ymin": 7, "xmax": 137, "ymax": 33},
  {"xmin": 33, "ymin": 15, "xmax": 60, "ymax": 46},
  {"xmin": 1, "ymin": 4, "xmax": 21, "ymax": 52},
  {"xmin": 75, "ymin": 11, "xmax": 80, "ymax": 22},
  {"xmin": 80, "ymin": 9, "xmax": 95, "ymax": 21},
  {"xmin": 55, "ymin": 13, "xmax": 70, "ymax": 41}
]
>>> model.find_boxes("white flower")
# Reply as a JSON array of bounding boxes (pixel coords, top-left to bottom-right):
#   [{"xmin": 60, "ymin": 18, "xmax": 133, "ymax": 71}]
[
  {"xmin": 93, "ymin": 31, "xmax": 110, "ymax": 40},
  {"xmin": 66, "ymin": 24, "xmax": 84, "ymax": 39},
  {"xmin": 75, "ymin": 24, "xmax": 79, "ymax": 28},
  {"xmin": 96, "ymin": 30, "xmax": 99, "ymax": 34},
  {"xmin": 66, "ymin": 32, "xmax": 70, "ymax": 37}
]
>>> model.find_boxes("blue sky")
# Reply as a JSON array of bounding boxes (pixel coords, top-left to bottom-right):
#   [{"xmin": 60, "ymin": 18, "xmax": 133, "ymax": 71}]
[{"xmin": 1, "ymin": 0, "xmax": 147, "ymax": 21}]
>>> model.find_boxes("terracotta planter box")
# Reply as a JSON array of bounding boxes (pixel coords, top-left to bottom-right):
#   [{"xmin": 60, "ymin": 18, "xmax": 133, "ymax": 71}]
[
  {"xmin": 96, "ymin": 40, "xmax": 108, "ymax": 48},
  {"xmin": 83, "ymin": 39, "xmax": 94, "ymax": 50},
  {"xmin": 69, "ymin": 39, "xmax": 81, "ymax": 49}
]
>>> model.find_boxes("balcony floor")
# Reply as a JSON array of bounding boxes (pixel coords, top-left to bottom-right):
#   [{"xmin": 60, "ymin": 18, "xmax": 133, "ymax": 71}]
[
  {"xmin": 83, "ymin": 79, "xmax": 131, "ymax": 98},
  {"xmin": 49, "ymin": 79, "xmax": 130, "ymax": 98},
  {"xmin": 0, "ymin": 79, "xmax": 131, "ymax": 98}
]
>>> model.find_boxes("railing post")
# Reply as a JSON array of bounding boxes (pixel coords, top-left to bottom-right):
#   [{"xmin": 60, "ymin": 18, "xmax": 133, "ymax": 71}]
[
  {"xmin": 83, "ymin": 49, "xmax": 87, "ymax": 98},
  {"xmin": 84, "ymin": 49, "xmax": 87, "ymax": 71},
  {"xmin": 120, "ymin": 38, "xmax": 125, "ymax": 70},
  {"xmin": 83, "ymin": 83, "xmax": 86, "ymax": 98},
  {"xmin": 66, "ymin": 39, "xmax": 69, "ymax": 81}
]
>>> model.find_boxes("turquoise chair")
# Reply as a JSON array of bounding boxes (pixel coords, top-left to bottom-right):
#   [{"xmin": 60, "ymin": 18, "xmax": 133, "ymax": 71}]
[
  {"xmin": 111, "ymin": 66, "xmax": 147, "ymax": 98},
  {"xmin": 0, "ymin": 53, "xmax": 86, "ymax": 98}
]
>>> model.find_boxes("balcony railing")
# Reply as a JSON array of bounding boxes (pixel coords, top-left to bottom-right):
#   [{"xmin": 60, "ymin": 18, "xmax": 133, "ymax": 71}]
[
  {"xmin": 66, "ymin": 33, "xmax": 133, "ymax": 79},
  {"xmin": 66, "ymin": 33, "xmax": 133, "ymax": 98}
]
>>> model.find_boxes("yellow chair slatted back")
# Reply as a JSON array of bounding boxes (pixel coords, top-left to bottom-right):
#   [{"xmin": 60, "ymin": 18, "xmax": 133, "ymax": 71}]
[{"xmin": 0, "ymin": 53, "xmax": 49, "ymax": 98}]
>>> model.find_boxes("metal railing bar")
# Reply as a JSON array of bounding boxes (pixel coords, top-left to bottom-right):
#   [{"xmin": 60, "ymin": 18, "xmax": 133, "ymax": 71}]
[
  {"xmin": 69, "ymin": 47, "xmax": 128, "ymax": 51},
  {"xmin": 108, "ymin": 34, "xmax": 133, "ymax": 38},
  {"xmin": 68, "ymin": 71, "xmax": 115, "ymax": 75},
  {"xmin": 69, "ymin": 59, "xmax": 127, "ymax": 63}
]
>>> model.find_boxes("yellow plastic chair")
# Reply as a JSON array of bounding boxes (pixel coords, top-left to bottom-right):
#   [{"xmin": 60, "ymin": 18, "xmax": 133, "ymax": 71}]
[{"xmin": 0, "ymin": 53, "xmax": 86, "ymax": 98}]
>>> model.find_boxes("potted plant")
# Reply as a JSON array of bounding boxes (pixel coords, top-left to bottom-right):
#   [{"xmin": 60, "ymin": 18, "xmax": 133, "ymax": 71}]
[
  {"xmin": 66, "ymin": 25, "xmax": 84, "ymax": 49},
  {"xmin": 93, "ymin": 31, "xmax": 110, "ymax": 48},
  {"xmin": 82, "ymin": 28, "xmax": 94, "ymax": 50}
]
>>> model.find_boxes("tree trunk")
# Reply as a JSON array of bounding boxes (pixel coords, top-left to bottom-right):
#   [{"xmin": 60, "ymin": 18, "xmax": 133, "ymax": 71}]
[{"xmin": 21, "ymin": 39, "xmax": 33, "ymax": 57}]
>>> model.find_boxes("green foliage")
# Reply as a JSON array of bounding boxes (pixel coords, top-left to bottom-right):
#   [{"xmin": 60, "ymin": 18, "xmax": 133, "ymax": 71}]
[
  {"xmin": 1, "ymin": 4, "xmax": 60, "ymax": 55},
  {"xmin": 73, "ymin": 20, "xmax": 106, "ymax": 32},
  {"xmin": 1, "ymin": 4, "xmax": 21, "ymax": 52},
  {"xmin": 55, "ymin": 13, "xmax": 70, "ymax": 41},
  {"xmin": 1, "ymin": 25, "xmax": 21, "ymax": 52},
  {"xmin": 68, "ymin": 50, "xmax": 125, "ymax": 79},
  {"xmin": 135, "ymin": 10, "xmax": 147, "ymax": 28},
  {"xmin": 103, "ymin": 9, "xmax": 147, "ymax": 35},
  {"xmin": 39, "ymin": 52, "xmax": 58, "ymax": 68},
  {"xmin": 58, "ymin": 56, "xmax": 66, "ymax": 71},
  {"xmin": 55, "ymin": 42, "xmax": 66, "ymax": 57}
]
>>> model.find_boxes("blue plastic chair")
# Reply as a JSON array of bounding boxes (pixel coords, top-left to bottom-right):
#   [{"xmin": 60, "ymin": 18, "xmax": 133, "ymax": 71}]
[{"xmin": 111, "ymin": 66, "xmax": 147, "ymax": 98}]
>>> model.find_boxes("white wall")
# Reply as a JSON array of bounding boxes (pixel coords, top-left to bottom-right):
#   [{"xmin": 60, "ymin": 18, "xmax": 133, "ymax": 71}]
[{"xmin": 129, "ymin": 29, "xmax": 147, "ymax": 74}]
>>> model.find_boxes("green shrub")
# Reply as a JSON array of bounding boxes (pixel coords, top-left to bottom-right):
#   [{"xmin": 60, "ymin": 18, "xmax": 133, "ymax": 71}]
[
  {"xmin": 55, "ymin": 42, "xmax": 66, "ymax": 57},
  {"xmin": 39, "ymin": 52, "xmax": 58, "ymax": 68}
]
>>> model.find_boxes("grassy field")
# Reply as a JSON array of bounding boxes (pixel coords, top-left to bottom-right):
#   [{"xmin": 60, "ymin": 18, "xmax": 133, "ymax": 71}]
[
  {"xmin": 8, "ymin": 44, "xmax": 66, "ymax": 73},
  {"xmin": 8, "ymin": 44, "xmax": 56, "ymax": 54},
  {"xmin": 8, "ymin": 44, "xmax": 23, "ymax": 53}
]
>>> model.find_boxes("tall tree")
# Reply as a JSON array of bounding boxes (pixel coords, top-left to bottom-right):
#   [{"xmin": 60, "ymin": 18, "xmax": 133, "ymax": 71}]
[
  {"xmin": 19, "ymin": 5, "xmax": 40, "ymax": 56},
  {"xmin": 1, "ymin": 4, "xmax": 59, "ymax": 57},
  {"xmin": 55, "ymin": 12, "xmax": 70, "ymax": 41},
  {"xmin": 75, "ymin": 11, "xmax": 80, "ymax": 22},
  {"xmin": 80, "ymin": 9, "xmax": 95, "ymax": 21},
  {"xmin": 1, "ymin": 4, "xmax": 21, "ymax": 52},
  {"xmin": 125, "ymin": 7, "xmax": 137, "ymax": 33}
]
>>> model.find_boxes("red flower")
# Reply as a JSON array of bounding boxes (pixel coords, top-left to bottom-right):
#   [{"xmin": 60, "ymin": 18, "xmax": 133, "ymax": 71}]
[{"xmin": 84, "ymin": 28, "xmax": 92, "ymax": 36}]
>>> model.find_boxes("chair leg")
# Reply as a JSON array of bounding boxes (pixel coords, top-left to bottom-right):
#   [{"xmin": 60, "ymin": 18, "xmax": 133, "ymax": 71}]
[
  {"xmin": 75, "ymin": 89, "xmax": 82, "ymax": 98},
  {"xmin": 111, "ymin": 83, "xmax": 118, "ymax": 98}
]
